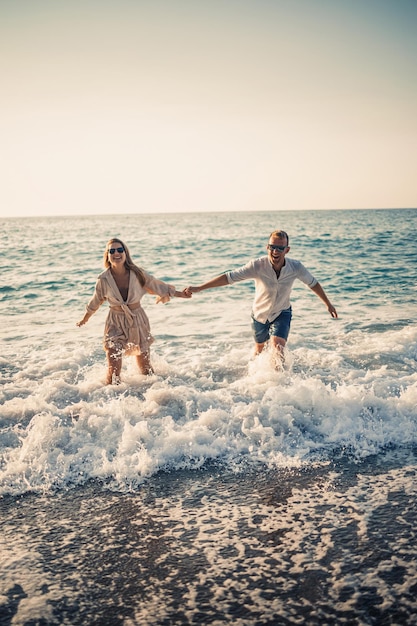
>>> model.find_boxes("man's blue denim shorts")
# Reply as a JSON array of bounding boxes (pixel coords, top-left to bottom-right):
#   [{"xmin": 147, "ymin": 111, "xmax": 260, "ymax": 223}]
[{"xmin": 251, "ymin": 307, "xmax": 292, "ymax": 344}]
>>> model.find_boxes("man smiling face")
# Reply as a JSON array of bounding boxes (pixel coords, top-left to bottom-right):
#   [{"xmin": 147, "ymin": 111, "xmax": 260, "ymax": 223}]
[{"xmin": 267, "ymin": 233, "xmax": 290, "ymax": 272}]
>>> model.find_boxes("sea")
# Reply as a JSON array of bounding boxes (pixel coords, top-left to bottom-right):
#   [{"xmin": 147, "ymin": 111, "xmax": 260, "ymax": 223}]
[{"xmin": 1, "ymin": 208, "xmax": 417, "ymax": 626}]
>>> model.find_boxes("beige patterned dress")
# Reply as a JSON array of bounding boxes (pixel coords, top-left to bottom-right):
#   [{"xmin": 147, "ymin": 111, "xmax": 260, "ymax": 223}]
[{"xmin": 85, "ymin": 268, "xmax": 176, "ymax": 355}]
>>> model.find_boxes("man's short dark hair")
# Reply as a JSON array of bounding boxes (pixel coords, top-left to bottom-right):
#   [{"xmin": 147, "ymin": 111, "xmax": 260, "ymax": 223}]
[{"xmin": 269, "ymin": 230, "xmax": 289, "ymax": 245}]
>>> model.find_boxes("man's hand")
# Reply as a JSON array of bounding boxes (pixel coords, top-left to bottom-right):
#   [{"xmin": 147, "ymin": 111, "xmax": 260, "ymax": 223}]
[{"xmin": 328, "ymin": 304, "xmax": 338, "ymax": 319}]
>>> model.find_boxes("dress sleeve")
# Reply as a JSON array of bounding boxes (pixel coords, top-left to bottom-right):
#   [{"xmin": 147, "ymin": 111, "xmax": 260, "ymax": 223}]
[
  {"xmin": 86, "ymin": 278, "xmax": 107, "ymax": 314},
  {"xmin": 144, "ymin": 272, "xmax": 176, "ymax": 304}
]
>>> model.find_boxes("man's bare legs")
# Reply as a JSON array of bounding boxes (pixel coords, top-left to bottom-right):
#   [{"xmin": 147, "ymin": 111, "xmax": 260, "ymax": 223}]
[{"xmin": 255, "ymin": 336, "xmax": 286, "ymax": 369}]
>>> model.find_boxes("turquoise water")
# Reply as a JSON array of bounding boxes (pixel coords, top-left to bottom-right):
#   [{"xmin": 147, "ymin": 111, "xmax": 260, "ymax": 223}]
[{"xmin": 1, "ymin": 208, "xmax": 417, "ymax": 624}]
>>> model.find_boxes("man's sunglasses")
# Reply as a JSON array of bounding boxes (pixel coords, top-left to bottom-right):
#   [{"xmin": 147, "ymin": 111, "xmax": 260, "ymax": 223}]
[{"xmin": 268, "ymin": 244, "xmax": 287, "ymax": 252}]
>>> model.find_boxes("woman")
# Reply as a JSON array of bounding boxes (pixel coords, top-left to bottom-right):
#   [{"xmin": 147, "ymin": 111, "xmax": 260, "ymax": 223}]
[{"xmin": 77, "ymin": 238, "xmax": 191, "ymax": 384}]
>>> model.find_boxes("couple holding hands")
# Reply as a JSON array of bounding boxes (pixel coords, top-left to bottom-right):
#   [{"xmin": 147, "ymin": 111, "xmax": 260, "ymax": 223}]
[{"xmin": 77, "ymin": 232, "xmax": 337, "ymax": 384}]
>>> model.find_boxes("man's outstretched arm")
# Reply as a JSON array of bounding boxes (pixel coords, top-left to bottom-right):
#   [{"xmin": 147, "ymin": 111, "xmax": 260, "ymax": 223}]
[
  {"xmin": 185, "ymin": 274, "xmax": 229, "ymax": 294},
  {"xmin": 310, "ymin": 282, "xmax": 338, "ymax": 318}
]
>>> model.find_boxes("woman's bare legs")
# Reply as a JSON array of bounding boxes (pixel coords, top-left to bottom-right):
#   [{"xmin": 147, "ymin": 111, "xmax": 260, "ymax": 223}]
[
  {"xmin": 136, "ymin": 351, "xmax": 154, "ymax": 375},
  {"xmin": 106, "ymin": 348, "xmax": 122, "ymax": 385},
  {"xmin": 106, "ymin": 348, "xmax": 154, "ymax": 383}
]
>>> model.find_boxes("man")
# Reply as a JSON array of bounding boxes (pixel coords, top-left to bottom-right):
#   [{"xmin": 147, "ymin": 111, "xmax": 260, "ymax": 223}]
[{"xmin": 185, "ymin": 230, "xmax": 337, "ymax": 365}]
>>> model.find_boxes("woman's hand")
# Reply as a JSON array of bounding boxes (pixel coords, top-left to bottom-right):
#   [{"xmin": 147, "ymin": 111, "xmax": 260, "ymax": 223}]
[
  {"xmin": 175, "ymin": 289, "xmax": 192, "ymax": 299},
  {"xmin": 76, "ymin": 314, "xmax": 90, "ymax": 327}
]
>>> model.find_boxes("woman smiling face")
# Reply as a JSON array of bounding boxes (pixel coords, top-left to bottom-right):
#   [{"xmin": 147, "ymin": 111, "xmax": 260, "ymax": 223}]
[{"xmin": 107, "ymin": 242, "xmax": 126, "ymax": 268}]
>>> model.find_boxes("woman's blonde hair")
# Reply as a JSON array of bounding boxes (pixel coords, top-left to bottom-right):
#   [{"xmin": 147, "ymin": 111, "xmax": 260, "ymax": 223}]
[{"xmin": 104, "ymin": 238, "xmax": 146, "ymax": 286}]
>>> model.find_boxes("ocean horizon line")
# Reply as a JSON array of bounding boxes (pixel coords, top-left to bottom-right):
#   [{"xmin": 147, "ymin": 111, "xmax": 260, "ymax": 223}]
[{"xmin": 1, "ymin": 206, "xmax": 416, "ymax": 221}]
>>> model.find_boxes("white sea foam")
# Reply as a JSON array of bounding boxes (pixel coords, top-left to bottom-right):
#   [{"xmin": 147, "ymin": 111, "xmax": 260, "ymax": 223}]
[{"xmin": 1, "ymin": 321, "xmax": 417, "ymax": 496}]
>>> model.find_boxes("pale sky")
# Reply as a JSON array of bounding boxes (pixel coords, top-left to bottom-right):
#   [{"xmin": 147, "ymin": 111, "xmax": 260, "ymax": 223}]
[{"xmin": 1, "ymin": 0, "xmax": 416, "ymax": 217}]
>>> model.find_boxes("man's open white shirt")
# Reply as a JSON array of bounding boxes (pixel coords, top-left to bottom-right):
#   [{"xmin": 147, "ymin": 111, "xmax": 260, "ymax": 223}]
[{"xmin": 226, "ymin": 256, "xmax": 317, "ymax": 323}]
